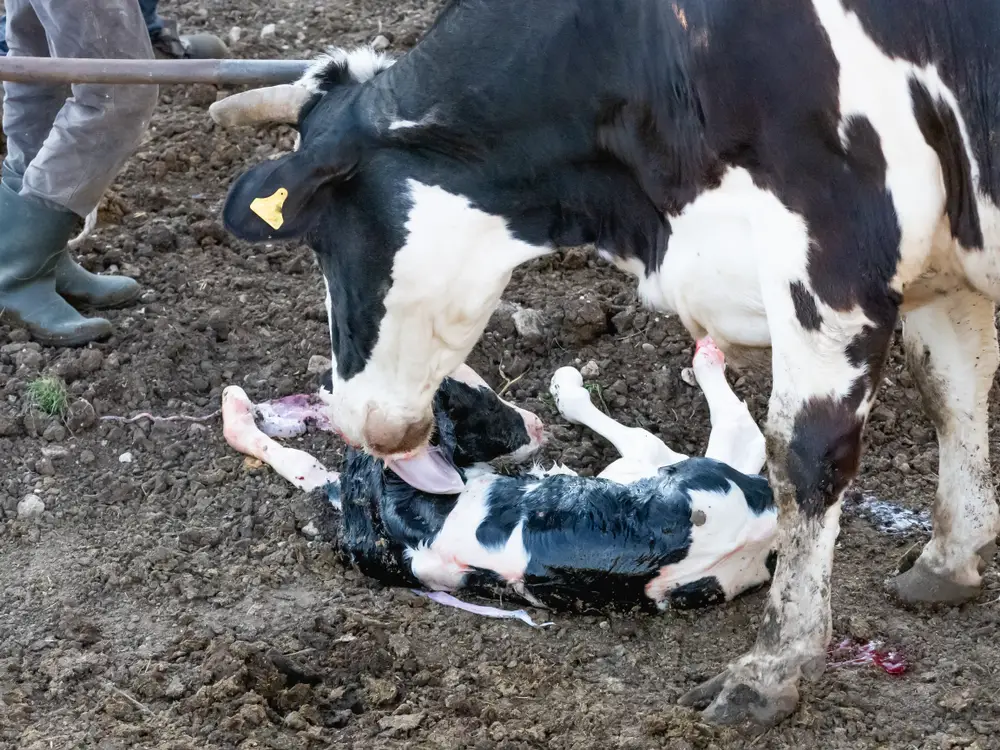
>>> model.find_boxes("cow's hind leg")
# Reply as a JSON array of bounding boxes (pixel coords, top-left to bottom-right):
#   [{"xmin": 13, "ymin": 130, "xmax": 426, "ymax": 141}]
[
  {"xmin": 887, "ymin": 290, "xmax": 1000, "ymax": 603},
  {"xmin": 681, "ymin": 231, "xmax": 897, "ymax": 725}
]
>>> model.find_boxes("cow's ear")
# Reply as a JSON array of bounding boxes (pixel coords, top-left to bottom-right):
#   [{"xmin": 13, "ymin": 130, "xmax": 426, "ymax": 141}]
[{"xmin": 222, "ymin": 147, "xmax": 358, "ymax": 242}]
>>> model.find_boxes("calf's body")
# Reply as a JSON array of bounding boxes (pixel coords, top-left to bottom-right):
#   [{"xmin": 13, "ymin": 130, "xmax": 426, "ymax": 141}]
[{"xmin": 223, "ymin": 342, "xmax": 778, "ymax": 614}]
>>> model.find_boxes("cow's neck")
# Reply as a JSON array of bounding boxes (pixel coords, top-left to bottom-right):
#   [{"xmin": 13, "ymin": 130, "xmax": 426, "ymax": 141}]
[{"xmin": 371, "ymin": 0, "xmax": 715, "ymax": 274}]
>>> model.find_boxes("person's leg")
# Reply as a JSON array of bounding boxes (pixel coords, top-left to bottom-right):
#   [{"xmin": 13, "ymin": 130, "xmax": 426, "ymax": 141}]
[
  {"xmin": 3, "ymin": 3, "xmax": 227, "ymax": 58},
  {"xmin": 22, "ymin": 0, "xmax": 158, "ymax": 217},
  {"xmin": 1, "ymin": 3, "xmax": 68, "ymax": 185},
  {"xmin": 0, "ymin": 0, "xmax": 161, "ymax": 345},
  {"xmin": 138, "ymin": 0, "xmax": 164, "ymax": 36},
  {"xmin": 20, "ymin": 0, "xmax": 160, "ymax": 312},
  {"xmin": 0, "ymin": 0, "xmax": 112, "ymax": 345}
]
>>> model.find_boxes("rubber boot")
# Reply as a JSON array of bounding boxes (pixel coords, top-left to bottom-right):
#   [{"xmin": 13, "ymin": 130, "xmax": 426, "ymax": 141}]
[
  {"xmin": 2, "ymin": 167, "xmax": 141, "ymax": 310},
  {"xmin": 151, "ymin": 19, "xmax": 229, "ymax": 60},
  {"xmin": 0, "ymin": 182, "xmax": 112, "ymax": 346}
]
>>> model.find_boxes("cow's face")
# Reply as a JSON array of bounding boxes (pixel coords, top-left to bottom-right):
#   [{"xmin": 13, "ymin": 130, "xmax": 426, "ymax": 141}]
[{"xmin": 216, "ymin": 48, "xmax": 550, "ymax": 458}]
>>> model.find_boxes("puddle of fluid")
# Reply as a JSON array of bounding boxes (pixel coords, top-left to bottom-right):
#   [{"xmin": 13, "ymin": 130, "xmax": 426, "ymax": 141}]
[
  {"xmin": 828, "ymin": 638, "xmax": 908, "ymax": 676},
  {"xmin": 842, "ymin": 492, "xmax": 931, "ymax": 536}
]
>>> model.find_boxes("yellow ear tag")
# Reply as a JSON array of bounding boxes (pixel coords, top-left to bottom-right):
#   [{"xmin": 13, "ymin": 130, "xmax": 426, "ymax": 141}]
[{"xmin": 250, "ymin": 187, "xmax": 289, "ymax": 230}]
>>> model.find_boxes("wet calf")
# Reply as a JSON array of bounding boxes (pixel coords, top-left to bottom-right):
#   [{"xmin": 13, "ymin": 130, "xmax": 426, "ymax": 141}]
[{"xmin": 223, "ymin": 338, "xmax": 777, "ymax": 612}]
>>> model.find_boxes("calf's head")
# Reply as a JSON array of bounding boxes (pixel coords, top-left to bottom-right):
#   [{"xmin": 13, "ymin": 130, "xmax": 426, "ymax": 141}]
[
  {"xmin": 319, "ymin": 362, "xmax": 545, "ymax": 482},
  {"xmin": 215, "ymin": 2, "xmax": 709, "ymax": 457}
]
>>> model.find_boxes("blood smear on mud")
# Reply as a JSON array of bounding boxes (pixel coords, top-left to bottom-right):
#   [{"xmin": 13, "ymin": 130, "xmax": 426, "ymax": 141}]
[{"xmin": 827, "ymin": 638, "xmax": 908, "ymax": 676}]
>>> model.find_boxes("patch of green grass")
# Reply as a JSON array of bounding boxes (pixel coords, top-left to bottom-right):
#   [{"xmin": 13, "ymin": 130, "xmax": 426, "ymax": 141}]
[{"xmin": 27, "ymin": 376, "xmax": 69, "ymax": 417}]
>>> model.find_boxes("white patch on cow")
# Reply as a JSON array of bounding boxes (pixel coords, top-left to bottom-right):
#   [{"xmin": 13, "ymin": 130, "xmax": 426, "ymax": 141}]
[
  {"xmin": 389, "ymin": 119, "xmax": 421, "ymax": 130},
  {"xmin": 959, "ymin": 199, "xmax": 1000, "ymax": 299},
  {"xmin": 812, "ymin": 0, "xmax": 945, "ymax": 298},
  {"xmin": 901, "ymin": 289, "xmax": 1000, "ymax": 585},
  {"xmin": 597, "ymin": 249, "xmax": 647, "ymax": 283},
  {"xmin": 322, "ymin": 181, "xmax": 551, "ymax": 454},
  {"xmin": 323, "ymin": 278, "xmax": 335, "ymax": 353},
  {"xmin": 299, "ymin": 45, "xmax": 395, "ymax": 94},
  {"xmin": 406, "ymin": 474, "xmax": 530, "ymax": 589},
  {"xmin": 646, "ymin": 168, "xmax": 771, "ymax": 354},
  {"xmin": 644, "ymin": 484, "xmax": 777, "ymax": 605},
  {"xmin": 632, "ymin": 164, "xmax": 871, "ymax": 421}
]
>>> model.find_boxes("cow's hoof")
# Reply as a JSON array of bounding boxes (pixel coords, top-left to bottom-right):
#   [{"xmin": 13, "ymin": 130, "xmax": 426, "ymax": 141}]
[
  {"xmin": 885, "ymin": 558, "xmax": 981, "ymax": 605},
  {"xmin": 678, "ymin": 665, "xmax": 799, "ymax": 726}
]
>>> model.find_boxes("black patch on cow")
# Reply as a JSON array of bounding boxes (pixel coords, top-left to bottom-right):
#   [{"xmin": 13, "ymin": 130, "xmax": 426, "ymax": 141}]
[
  {"xmin": 844, "ymin": 323, "xmax": 895, "ymax": 375},
  {"xmin": 682, "ymin": 1, "xmax": 902, "ymax": 339},
  {"xmin": 841, "ymin": 116, "xmax": 887, "ymax": 181},
  {"xmin": 909, "ymin": 78, "xmax": 984, "ymax": 250},
  {"xmin": 223, "ymin": 0, "xmax": 720, "ymax": 368},
  {"xmin": 668, "ymin": 576, "xmax": 726, "ymax": 609},
  {"xmin": 790, "ymin": 281, "xmax": 822, "ymax": 331},
  {"xmin": 433, "ymin": 378, "xmax": 532, "ymax": 466},
  {"xmin": 785, "ymin": 391, "xmax": 866, "ymax": 518},
  {"xmin": 841, "ymin": 0, "xmax": 1000, "ymax": 207},
  {"xmin": 337, "ymin": 448, "xmax": 453, "ymax": 587}
]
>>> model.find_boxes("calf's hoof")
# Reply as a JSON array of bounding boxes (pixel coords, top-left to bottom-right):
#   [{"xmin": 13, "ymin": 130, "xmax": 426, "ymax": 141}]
[
  {"xmin": 885, "ymin": 557, "xmax": 982, "ymax": 605},
  {"xmin": 678, "ymin": 662, "xmax": 800, "ymax": 726}
]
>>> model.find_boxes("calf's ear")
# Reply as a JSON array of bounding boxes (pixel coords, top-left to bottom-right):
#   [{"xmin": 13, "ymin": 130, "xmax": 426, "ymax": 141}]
[{"xmin": 222, "ymin": 147, "xmax": 358, "ymax": 242}]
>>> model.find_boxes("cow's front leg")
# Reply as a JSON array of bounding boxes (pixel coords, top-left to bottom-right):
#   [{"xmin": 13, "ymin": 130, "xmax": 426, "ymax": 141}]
[
  {"xmin": 887, "ymin": 289, "xmax": 1000, "ymax": 603},
  {"xmin": 680, "ymin": 264, "xmax": 896, "ymax": 724}
]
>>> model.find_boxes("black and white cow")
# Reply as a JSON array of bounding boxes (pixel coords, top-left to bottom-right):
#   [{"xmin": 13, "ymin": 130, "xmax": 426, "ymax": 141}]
[
  {"xmin": 211, "ymin": 0, "xmax": 1000, "ymax": 726},
  {"xmin": 222, "ymin": 339, "xmax": 777, "ymax": 612}
]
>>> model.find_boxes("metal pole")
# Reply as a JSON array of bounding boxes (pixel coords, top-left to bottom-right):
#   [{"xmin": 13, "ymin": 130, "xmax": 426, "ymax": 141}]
[{"xmin": 0, "ymin": 57, "xmax": 311, "ymax": 86}]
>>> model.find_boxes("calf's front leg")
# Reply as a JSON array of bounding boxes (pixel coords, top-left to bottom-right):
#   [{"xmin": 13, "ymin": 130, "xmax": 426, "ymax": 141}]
[
  {"xmin": 888, "ymin": 289, "xmax": 1000, "ymax": 603},
  {"xmin": 680, "ymin": 254, "xmax": 896, "ymax": 724}
]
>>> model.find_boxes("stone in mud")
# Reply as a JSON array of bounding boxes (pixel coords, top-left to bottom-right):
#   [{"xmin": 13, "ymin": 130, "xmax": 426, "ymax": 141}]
[
  {"xmin": 66, "ymin": 399, "xmax": 97, "ymax": 431},
  {"xmin": 17, "ymin": 494, "xmax": 44, "ymax": 519},
  {"xmin": 561, "ymin": 293, "xmax": 607, "ymax": 345}
]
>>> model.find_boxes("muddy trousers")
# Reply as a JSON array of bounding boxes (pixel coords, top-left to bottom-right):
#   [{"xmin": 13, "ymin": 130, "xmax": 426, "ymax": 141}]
[
  {"xmin": 0, "ymin": 1, "xmax": 166, "ymax": 53},
  {"xmin": 1, "ymin": 0, "xmax": 158, "ymax": 218}
]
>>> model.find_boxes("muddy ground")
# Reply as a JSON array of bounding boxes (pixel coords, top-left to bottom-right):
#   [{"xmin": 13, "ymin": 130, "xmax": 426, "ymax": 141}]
[{"xmin": 2, "ymin": 1, "xmax": 1000, "ymax": 748}]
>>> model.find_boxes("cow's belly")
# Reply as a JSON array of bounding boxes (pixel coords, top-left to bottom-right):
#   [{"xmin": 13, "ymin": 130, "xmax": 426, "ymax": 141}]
[{"xmin": 602, "ymin": 168, "xmax": 776, "ymax": 367}]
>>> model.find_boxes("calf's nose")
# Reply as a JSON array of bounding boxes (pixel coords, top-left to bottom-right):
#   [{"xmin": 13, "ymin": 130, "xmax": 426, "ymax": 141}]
[{"xmin": 362, "ymin": 409, "xmax": 434, "ymax": 456}]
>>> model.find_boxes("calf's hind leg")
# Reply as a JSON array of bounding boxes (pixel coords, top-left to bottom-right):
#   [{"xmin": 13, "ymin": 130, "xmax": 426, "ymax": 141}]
[
  {"xmin": 888, "ymin": 289, "xmax": 1000, "ymax": 604},
  {"xmin": 691, "ymin": 337, "xmax": 767, "ymax": 475},
  {"xmin": 549, "ymin": 366, "xmax": 686, "ymax": 468}
]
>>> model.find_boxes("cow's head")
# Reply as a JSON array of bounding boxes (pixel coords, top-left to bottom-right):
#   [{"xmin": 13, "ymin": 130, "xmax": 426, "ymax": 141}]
[{"xmin": 214, "ymin": 2, "xmax": 710, "ymax": 460}]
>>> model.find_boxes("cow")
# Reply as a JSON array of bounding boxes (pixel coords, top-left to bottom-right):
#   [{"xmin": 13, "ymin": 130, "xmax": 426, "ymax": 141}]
[
  {"xmin": 209, "ymin": 0, "xmax": 1000, "ymax": 727},
  {"xmin": 222, "ymin": 338, "xmax": 778, "ymax": 612}
]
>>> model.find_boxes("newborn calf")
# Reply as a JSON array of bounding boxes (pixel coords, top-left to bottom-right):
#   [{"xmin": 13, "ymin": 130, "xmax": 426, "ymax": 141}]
[{"xmin": 222, "ymin": 339, "xmax": 777, "ymax": 611}]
